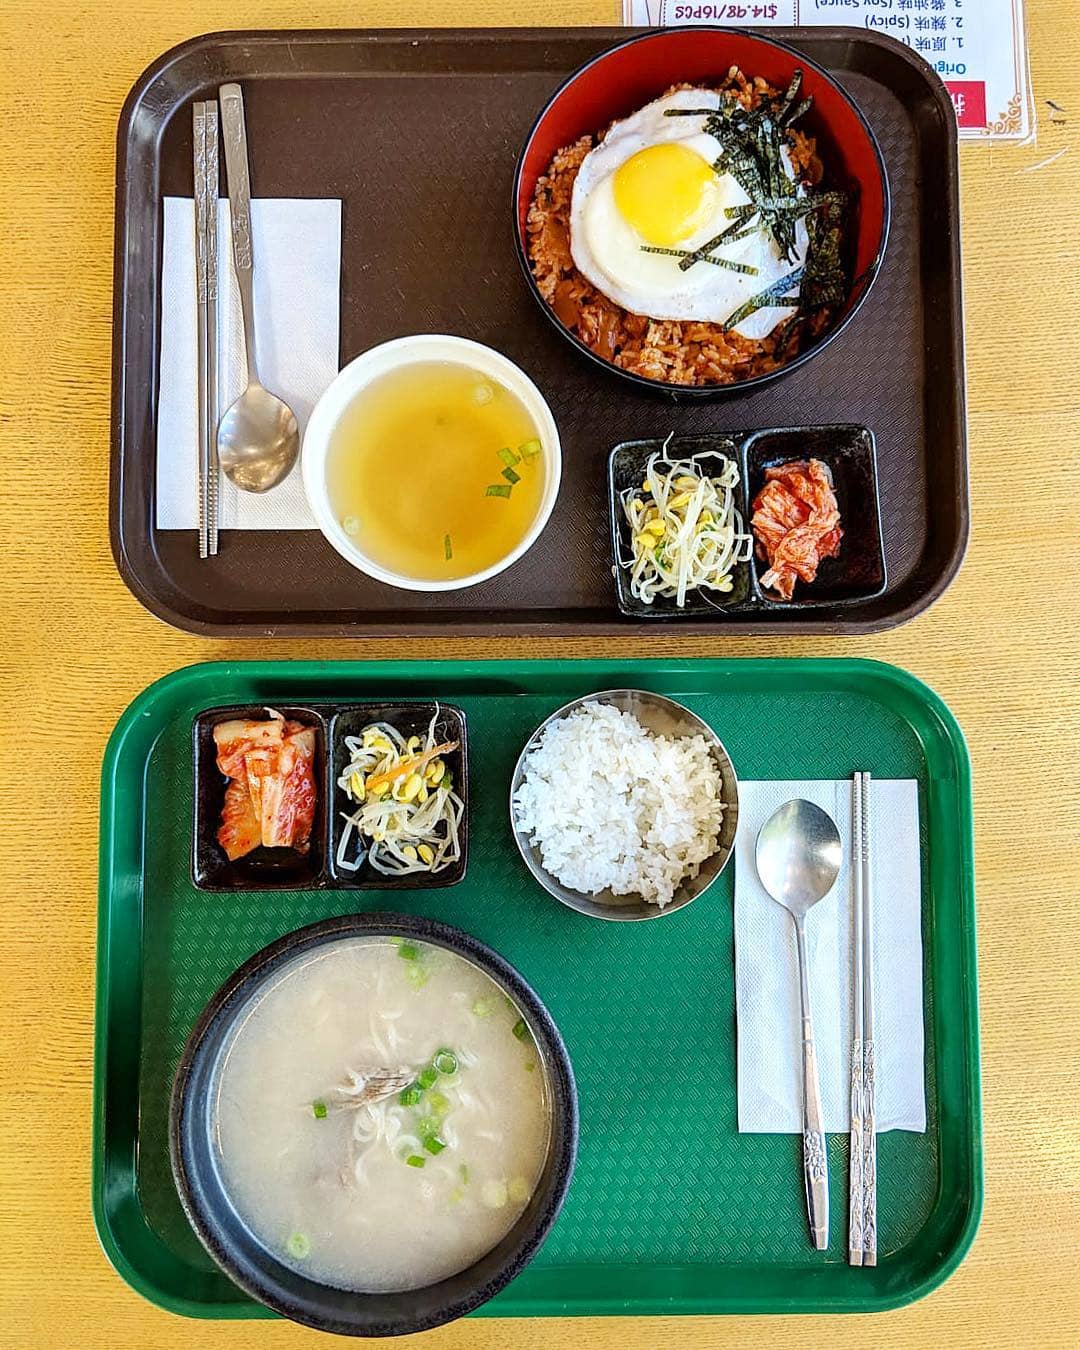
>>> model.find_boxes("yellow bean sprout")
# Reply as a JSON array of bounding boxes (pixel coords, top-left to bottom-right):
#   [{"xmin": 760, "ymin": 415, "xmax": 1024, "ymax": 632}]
[
  {"xmin": 336, "ymin": 709, "xmax": 463, "ymax": 876},
  {"xmin": 618, "ymin": 444, "xmax": 752, "ymax": 608}
]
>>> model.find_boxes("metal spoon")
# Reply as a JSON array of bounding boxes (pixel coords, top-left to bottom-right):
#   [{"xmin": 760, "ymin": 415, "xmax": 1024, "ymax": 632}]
[
  {"xmin": 216, "ymin": 83, "xmax": 300, "ymax": 493},
  {"xmin": 756, "ymin": 798, "xmax": 842, "ymax": 1251}
]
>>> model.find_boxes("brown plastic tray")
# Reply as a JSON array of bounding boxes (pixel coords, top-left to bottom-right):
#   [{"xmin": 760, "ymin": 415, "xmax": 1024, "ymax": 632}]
[{"xmin": 111, "ymin": 27, "xmax": 967, "ymax": 638}]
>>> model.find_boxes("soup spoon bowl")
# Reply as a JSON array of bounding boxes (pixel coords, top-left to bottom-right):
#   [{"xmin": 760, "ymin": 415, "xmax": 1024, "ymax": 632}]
[{"xmin": 217, "ymin": 382, "xmax": 300, "ymax": 493}]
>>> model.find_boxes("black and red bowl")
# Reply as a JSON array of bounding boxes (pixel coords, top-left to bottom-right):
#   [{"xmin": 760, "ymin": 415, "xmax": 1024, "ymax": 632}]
[{"xmin": 512, "ymin": 27, "xmax": 890, "ymax": 399}]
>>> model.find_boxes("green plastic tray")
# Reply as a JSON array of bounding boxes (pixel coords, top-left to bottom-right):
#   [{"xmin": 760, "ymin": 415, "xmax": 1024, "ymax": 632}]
[{"xmin": 93, "ymin": 659, "xmax": 981, "ymax": 1318}]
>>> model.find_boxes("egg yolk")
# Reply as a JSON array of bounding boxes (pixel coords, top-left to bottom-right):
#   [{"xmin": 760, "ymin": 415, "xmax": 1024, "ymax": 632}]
[{"xmin": 612, "ymin": 143, "xmax": 721, "ymax": 247}]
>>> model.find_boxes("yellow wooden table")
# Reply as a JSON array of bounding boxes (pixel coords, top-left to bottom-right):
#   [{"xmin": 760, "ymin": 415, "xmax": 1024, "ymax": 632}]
[{"xmin": 2, "ymin": 1, "xmax": 1078, "ymax": 1345}]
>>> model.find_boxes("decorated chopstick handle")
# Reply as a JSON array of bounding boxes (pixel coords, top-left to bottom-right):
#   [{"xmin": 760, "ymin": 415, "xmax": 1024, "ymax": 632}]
[
  {"xmin": 860, "ymin": 1039, "xmax": 878, "ymax": 1265},
  {"xmin": 848, "ymin": 1036, "xmax": 865, "ymax": 1263}
]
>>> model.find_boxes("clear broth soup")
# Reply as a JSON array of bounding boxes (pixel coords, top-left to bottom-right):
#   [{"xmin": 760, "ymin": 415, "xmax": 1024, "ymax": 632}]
[{"xmin": 326, "ymin": 362, "xmax": 546, "ymax": 582}]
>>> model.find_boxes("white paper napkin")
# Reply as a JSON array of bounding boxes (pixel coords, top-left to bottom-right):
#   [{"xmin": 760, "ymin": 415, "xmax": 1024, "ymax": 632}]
[
  {"xmin": 735, "ymin": 779, "xmax": 926, "ymax": 1134},
  {"xmin": 156, "ymin": 196, "xmax": 341, "ymax": 529}
]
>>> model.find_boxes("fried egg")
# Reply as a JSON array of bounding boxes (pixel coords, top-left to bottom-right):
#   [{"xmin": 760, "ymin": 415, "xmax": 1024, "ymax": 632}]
[{"xmin": 569, "ymin": 89, "xmax": 808, "ymax": 339}]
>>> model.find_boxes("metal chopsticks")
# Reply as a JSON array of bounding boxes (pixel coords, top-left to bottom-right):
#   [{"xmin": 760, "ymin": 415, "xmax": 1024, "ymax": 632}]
[
  {"xmin": 205, "ymin": 101, "xmax": 220, "ymax": 555},
  {"xmin": 848, "ymin": 777, "xmax": 865, "ymax": 1262},
  {"xmin": 193, "ymin": 100, "xmax": 220, "ymax": 557},
  {"xmin": 849, "ymin": 771, "xmax": 877, "ymax": 1265},
  {"xmin": 859, "ymin": 771, "xmax": 878, "ymax": 1265}
]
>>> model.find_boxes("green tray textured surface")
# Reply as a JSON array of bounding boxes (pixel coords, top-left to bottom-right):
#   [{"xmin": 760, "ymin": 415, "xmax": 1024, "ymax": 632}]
[{"xmin": 93, "ymin": 659, "xmax": 981, "ymax": 1318}]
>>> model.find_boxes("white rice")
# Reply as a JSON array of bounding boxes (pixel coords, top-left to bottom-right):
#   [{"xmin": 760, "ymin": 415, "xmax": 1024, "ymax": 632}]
[{"xmin": 513, "ymin": 701, "xmax": 725, "ymax": 908}]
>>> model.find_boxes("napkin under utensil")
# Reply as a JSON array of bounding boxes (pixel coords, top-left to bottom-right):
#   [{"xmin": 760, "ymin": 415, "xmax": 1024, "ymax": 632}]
[
  {"xmin": 156, "ymin": 196, "xmax": 341, "ymax": 530},
  {"xmin": 734, "ymin": 778, "xmax": 926, "ymax": 1134}
]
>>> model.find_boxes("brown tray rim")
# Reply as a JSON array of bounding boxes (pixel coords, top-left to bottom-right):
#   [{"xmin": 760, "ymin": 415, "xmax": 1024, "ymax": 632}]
[{"xmin": 110, "ymin": 25, "xmax": 968, "ymax": 640}]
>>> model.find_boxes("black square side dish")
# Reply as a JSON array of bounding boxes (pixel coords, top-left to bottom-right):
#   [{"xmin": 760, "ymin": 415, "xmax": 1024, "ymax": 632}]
[
  {"xmin": 192, "ymin": 705, "xmax": 329, "ymax": 891},
  {"xmin": 608, "ymin": 436, "xmax": 753, "ymax": 621},
  {"xmin": 742, "ymin": 426, "xmax": 887, "ymax": 609},
  {"xmin": 328, "ymin": 703, "xmax": 469, "ymax": 889}
]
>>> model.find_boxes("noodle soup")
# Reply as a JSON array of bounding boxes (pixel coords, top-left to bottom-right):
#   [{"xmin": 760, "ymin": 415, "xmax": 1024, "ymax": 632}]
[{"xmin": 212, "ymin": 936, "xmax": 550, "ymax": 1293}]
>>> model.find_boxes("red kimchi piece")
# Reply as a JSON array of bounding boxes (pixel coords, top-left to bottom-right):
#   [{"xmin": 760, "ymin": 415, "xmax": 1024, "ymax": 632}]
[
  {"xmin": 751, "ymin": 459, "xmax": 843, "ymax": 600},
  {"xmin": 212, "ymin": 716, "xmax": 316, "ymax": 859},
  {"xmin": 218, "ymin": 776, "xmax": 262, "ymax": 861},
  {"xmin": 260, "ymin": 723, "xmax": 317, "ymax": 851}
]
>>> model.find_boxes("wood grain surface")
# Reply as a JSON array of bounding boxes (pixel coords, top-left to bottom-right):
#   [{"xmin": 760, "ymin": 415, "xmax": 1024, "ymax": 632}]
[{"xmin": 1, "ymin": 1, "xmax": 1077, "ymax": 1346}]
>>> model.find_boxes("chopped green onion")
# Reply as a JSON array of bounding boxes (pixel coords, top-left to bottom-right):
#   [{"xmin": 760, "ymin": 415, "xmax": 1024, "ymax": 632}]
[
  {"xmin": 472, "ymin": 997, "xmax": 495, "ymax": 1018},
  {"xmin": 397, "ymin": 942, "xmax": 420, "ymax": 961},
  {"xmin": 459, "ymin": 1163, "xmax": 470, "ymax": 1184},
  {"xmin": 389, "ymin": 936, "xmax": 403, "ymax": 946},
  {"xmin": 399, "ymin": 1085, "xmax": 422, "ymax": 1107},
  {"xmin": 519, "ymin": 438, "xmax": 542, "ymax": 461},
  {"xmin": 485, "ymin": 483, "xmax": 512, "ymax": 498},
  {"xmin": 427, "ymin": 1090, "xmax": 450, "ymax": 1116},
  {"xmin": 481, "ymin": 1179, "xmax": 508, "ymax": 1209},
  {"xmin": 405, "ymin": 1154, "xmax": 426, "ymax": 1169},
  {"xmin": 417, "ymin": 1066, "xmax": 439, "ymax": 1090},
  {"xmin": 423, "ymin": 1134, "xmax": 447, "ymax": 1155},
  {"xmin": 501, "ymin": 466, "xmax": 520, "ymax": 485},
  {"xmin": 406, "ymin": 964, "xmax": 429, "ymax": 990},
  {"xmin": 434, "ymin": 1049, "xmax": 458, "ymax": 1075},
  {"xmin": 311, "ymin": 1099, "xmax": 327, "ymax": 1120},
  {"xmin": 512, "ymin": 1018, "xmax": 529, "ymax": 1042},
  {"xmin": 498, "ymin": 446, "xmax": 520, "ymax": 467},
  {"xmin": 440, "ymin": 771, "xmax": 453, "ymax": 791},
  {"xmin": 286, "ymin": 1231, "xmax": 311, "ymax": 1259},
  {"xmin": 444, "ymin": 534, "xmax": 453, "ymax": 561},
  {"xmin": 524, "ymin": 1060, "xmax": 536, "ymax": 1074}
]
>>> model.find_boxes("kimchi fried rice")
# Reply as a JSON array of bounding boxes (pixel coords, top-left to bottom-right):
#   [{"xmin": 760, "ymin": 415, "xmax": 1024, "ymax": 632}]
[{"xmin": 525, "ymin": 69, "xmax": 836, "ymax": 387}]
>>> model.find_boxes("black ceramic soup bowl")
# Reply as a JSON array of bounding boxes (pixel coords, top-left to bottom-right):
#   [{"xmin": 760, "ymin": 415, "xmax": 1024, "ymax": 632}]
[{"xmin": 170, "ymin": 912, "xmax": 578, "ymax": 1336}]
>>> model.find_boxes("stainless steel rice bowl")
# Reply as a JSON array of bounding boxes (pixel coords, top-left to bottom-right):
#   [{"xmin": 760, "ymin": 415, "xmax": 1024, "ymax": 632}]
[{"xmin": 509, "ymin": 689, "xmax": 739, "ymax": 921}]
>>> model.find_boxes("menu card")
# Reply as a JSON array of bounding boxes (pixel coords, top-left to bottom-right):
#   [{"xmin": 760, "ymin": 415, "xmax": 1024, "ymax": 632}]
[{"xmin": 622, "ymin": 0, "xmax": 1032, "ymax": 141}]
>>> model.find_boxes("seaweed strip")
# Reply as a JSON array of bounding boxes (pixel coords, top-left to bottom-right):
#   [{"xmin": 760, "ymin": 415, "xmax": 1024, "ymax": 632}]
[
  {"xmin": 641, "ymin": 246, "xmax": 759, "ymax": 275},
  {"xmin": 663, "ymin": 71, "xmax": 817, "ymax": 260},
  {"xmin": 721, "ymin": 266, "xmax": 805, "ymax": 331},
  {"xmin": 655, "ymin": 71, "xmax": 852, "ymax": 326},
  {"xmin": 800, "ymin": 196, "xmax": 848, "ymax": 311}
]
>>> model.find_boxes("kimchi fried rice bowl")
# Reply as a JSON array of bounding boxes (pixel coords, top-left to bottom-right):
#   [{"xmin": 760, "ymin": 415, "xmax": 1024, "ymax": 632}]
[{"xmin": 514, "ymin": 32, "xmax": 889, "ymax": 394}]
